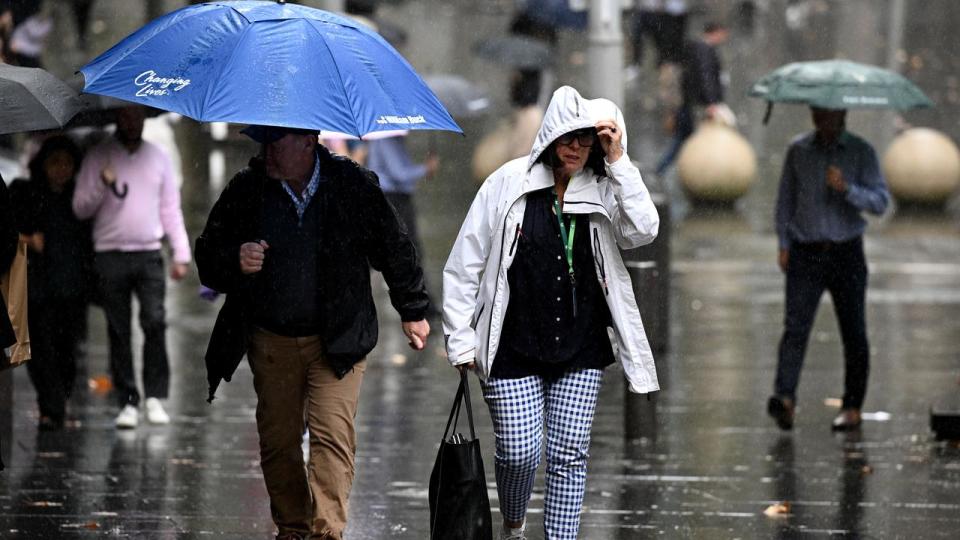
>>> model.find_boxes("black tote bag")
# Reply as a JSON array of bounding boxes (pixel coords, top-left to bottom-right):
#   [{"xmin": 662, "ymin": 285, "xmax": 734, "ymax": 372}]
[{"xmin": 428, "ymin": 370, "xmax": 493, "ymax": 540}]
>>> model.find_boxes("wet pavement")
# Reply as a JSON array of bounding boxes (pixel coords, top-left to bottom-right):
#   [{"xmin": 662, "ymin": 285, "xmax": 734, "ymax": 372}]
[{"xmin": 3, "ymin": 0, "xmax": 960, "ymax": 538}]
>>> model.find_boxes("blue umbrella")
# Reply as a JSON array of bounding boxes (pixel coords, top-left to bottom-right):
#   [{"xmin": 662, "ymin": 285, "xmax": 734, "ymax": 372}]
[{"xmin": 79, "ymin": 0, "xmax": 461, "ymax": 137}]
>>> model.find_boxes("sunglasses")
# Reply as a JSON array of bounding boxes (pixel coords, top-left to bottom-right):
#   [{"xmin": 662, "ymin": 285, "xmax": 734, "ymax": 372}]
[{"xmin": 556, "ymin": 129, "xmax": 597, "ymax": 148}]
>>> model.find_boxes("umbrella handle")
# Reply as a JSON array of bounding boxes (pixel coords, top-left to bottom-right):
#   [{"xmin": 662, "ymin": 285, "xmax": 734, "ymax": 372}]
[
  {"xmin": 763, "ymin": 102, "xmax": 774, "ymax": 125},
  {"xmin": 110, "ymin": 182, "xmax": 128, "ymax": 199}
]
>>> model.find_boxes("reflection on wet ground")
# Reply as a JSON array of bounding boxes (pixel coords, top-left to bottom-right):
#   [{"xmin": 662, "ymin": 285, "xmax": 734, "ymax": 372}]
[{"xmin": 3, "ymin": 0, "xmax": 960, "ymax": 538}]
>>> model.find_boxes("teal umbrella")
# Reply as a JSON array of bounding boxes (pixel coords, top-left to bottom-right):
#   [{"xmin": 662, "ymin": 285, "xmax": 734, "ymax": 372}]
[{"xmin": 749, "ymin": 59, "xmax": 933, "ymax": 123}]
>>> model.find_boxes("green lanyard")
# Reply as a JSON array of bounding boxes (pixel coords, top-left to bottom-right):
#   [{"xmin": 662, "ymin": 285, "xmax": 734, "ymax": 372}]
[{"xmin": 554, "ymin": 195, "xmax": 578, "ymax": 317}]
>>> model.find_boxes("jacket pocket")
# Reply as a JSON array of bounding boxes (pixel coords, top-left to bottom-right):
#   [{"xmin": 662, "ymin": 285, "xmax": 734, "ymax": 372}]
[
  {"xmin": 507, "ymin": 224, "xmax": 521, "ymax": 257},
  {"xmin": 592, "ymin": 227, "xmax": 609, "ymax": 296},
  {"xmin": 470, "ymin": 302, "xmax": 485, "ymax": 330}
]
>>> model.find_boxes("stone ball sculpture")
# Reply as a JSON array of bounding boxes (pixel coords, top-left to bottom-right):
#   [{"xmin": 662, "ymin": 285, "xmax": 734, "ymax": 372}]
[
  {"xmin": 883, "ymin": 128, "xmax": 960, "ymax": 204},
  {"xmin": 677, "ymin": 123, "xmax": 757, "ymax": 203}
]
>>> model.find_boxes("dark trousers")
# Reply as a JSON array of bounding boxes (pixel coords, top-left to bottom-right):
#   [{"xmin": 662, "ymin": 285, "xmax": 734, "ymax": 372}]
[
  {"xmin": 775, "ymin": 238, "xmax": 870, "ymax": 409},
  {"xmin": 25, "ymin": 296, "xmax": 86, "ymax": 422},
  {"xmin": 95, "ymin": 251, "xmax": 169, "ymax": 407},
  {"xmin": 655, "ymin": 105, "xmax": 694, "ymax": 176},
  {"xmin": 630, "ymin": 10, "xmax": 687, "ymax": 66}
]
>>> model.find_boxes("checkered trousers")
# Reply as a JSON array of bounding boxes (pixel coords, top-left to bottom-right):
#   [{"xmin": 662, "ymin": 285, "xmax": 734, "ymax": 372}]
[{"xmin": 481, "ymin": 369, "xmax": 603, "ymax": 540}]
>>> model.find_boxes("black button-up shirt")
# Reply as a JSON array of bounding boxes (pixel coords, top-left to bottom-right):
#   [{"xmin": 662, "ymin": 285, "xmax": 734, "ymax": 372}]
[{"xmin": 492, "ymin": 187, "xmax": 614, "ymax": 379}]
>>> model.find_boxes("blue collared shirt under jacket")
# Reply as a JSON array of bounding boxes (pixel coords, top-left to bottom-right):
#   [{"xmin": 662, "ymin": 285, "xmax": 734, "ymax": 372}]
[
  {"xmin": 280, "ymin": 156, "xmax": 322, "ymax": 224},
  {"xmin": 775, "ymin": 131, "xmax": 890, "ymax": 249}
]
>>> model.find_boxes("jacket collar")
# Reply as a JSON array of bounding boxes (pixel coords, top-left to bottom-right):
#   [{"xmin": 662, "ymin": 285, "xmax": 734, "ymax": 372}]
[{"xmin": 521, "ymin": 163, "xmax": 608, "ymax": 218}]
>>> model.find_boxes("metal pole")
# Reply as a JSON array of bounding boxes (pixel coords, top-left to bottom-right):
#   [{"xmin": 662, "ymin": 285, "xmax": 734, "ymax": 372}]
[
  {"xmin": 881, "ymin": 0, "xmax": 906, "ymax": 149},
  {"xmin": 587, "ymin": 0, "xmax": 624, "ymax": 106}
]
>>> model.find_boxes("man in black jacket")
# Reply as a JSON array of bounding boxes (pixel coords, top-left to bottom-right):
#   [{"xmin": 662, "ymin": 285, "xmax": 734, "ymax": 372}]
[
  {"xmin": 655, "ymin": 21, "xmax": 730, "ymax": 176},
  {"xmin": 195, "ymin": 125, "xmax": 430, "ymax": 540}
]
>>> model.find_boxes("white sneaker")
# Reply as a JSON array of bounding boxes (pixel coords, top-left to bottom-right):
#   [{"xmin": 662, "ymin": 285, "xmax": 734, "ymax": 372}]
[
  {"xmin": 498, "ymin": 524, "xmax": 526, "ymax": 540},
  {"xmin": 145, "ymin": 398, "xmax": 170, "ymax": 425},
  {"xmin": 115, "ymin": 404, "xmax": 139, "ymax": 429}
]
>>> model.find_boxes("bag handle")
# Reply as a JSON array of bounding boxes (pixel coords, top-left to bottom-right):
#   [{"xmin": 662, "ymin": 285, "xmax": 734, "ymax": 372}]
[{"xmin": 442, "ymin": 370, "xmax": 477, "ymax": 441}]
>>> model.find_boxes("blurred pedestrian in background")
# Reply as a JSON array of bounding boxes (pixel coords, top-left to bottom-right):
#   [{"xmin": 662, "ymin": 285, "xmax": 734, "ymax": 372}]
[
  {"xmin": 71, "ymin": 0, "xmax": 95, "ymax": 50},
  {"xmin": 655, "ymin": 20, "xmax": 731, "ymax": 177},
  {"xmin": 9, "ymin": 136, "xmax": 94, "ymax": 431},
  {"xmin": 0, "ymin": 176, "xmax": 19, "ymax": 356},
  {"xmin": 72, "ymin": 106, "xmax": 191, "ymax": 429},
  {"xmin": 768, "ymin": 106, "xmax": 890, "ymax": 432},
  {"xmin": 366, "ymin": 132, "xmax": 437, "ymax": 295},
  {"xmin": 195, "ymin": 125, "xmax": 430, "ymax": 540},
  {"xmin": 6, "ymin": 4, "xmax": 51, "ymax": 68},
  {"xmin": 444, "ymin": 86, "xmax": 660, "ymax": 540},
  {"xmin": 629, "ymin": 0, "xmax": 689, "ymax": 68},
  {"xmin": 472, "ymin": 70, "xmax": 545, "ymax": 183}
]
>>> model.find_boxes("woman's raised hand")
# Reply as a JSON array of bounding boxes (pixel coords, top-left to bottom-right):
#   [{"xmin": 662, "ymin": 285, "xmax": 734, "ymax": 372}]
[{"xmin": 595, "ymin": 120, "xmax": 623, "ymax": 163}]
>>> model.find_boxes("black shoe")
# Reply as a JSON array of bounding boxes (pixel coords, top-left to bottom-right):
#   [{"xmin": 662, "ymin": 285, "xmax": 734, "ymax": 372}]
[
  {"xmin": 831, "ymin": 408, "xmax": 862, "ymax": 431},
  {"xmin": 767, "ymin": 396, "xmax": 795, "ymax": 431}
]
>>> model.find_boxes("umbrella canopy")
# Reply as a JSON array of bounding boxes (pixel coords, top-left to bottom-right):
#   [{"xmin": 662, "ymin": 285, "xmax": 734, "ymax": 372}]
[
  {"xmin": 749, "ymin": 59, "xmax": 933, "ymax": 113},
  {"xmin": 65, "ymin": 74, "xmax": 165, "ymax": 127},
  {"xmin": 473, "ymin": 35, "xmax": 554, "ymax": 69},
  {"xmin": 0, "ymin": 63, "xmax": 81, "ymax": 135},
  {"xmin": 79, "ymin": 0, "xmax": 461, "ymax": 137},
  {"xmin": 422, "ymin": 75, "xmax": 490, "ymax": 119}
]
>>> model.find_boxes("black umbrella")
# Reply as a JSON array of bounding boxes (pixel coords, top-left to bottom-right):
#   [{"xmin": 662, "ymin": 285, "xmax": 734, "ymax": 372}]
[
  {"xmin": 423, "ymin": 74, "xmax": 491, "ymax": 119},
  {"xmin": 473, "ymin": 35, "xmax": 555, "ymax": 69},
  {"xmin": 0, "ymin": 63, "xmax": 81, "ymax": 134}
]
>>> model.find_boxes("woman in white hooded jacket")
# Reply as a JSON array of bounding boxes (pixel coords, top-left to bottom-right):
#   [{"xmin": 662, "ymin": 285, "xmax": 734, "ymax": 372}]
[{"xmin": 443, "ymin": 86, "xmax": 660, "ymax": 540}]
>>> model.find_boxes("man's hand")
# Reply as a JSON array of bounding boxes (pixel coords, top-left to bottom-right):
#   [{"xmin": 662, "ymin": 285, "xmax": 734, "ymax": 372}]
[
  {"xmin": 101, "ymin": 165, "xmax": 117, "ymax": 186},
  {"xmin": 595, "ymin": 120, "xmax": 624, "ymax": 163},
  {"xmin": 170, "ymin": 262, "xmax": 189, "ymax": 281},
  {"xmin": 21, "ymin": 233, "xmax": 44, "ymax": 254},
  {"xmin": 778, "ymin": 248, "xmax": 789, "ymax": 273},
  {"xmin": 826, "ymin": 165, "xmax": 848, "ymax": 193},
  {"xmin": 456, "ymin": 361, "xmax": 476, "ymax": 372},
  {"xmin": 402, "ymin": 319, "xmax": 430, "ymax": 350},
  {"xmin": 239, "ymin": 240, "xmax": 269, "ymax": 274}
]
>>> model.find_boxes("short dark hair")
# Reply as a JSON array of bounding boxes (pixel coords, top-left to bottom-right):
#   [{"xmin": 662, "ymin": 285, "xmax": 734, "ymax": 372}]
[
  {"xmin": 534, "ymin": 137, "xmax": 607, "ymax": 178},
  {"xmin": 28, "ymin": 135, "xmax": 83, "ymax": 186}
]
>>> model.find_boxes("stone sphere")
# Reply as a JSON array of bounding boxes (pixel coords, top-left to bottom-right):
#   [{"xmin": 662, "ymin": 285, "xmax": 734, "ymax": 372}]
[
  {"xmin": 883, "ymin": 128, "xmax": 960, "ymax": 204},
  {"xmin": 677, "ymin": 123, "xmax": 757, "ymax": 203}
]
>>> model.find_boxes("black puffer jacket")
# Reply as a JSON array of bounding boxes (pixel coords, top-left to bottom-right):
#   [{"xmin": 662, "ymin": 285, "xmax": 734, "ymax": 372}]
[{"xmin": 195, "ymin": 145, "xmax": 429, "ymax": 402}]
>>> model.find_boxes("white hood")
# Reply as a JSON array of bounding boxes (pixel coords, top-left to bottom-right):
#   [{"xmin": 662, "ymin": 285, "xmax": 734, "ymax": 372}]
[{"xmin": 527, "ymin": 85, "xmax": 629, "ymax": 170}]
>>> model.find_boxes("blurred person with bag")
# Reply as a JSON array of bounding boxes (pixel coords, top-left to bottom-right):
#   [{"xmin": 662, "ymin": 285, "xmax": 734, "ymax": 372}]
[
  {"xmin": 9, "ymin": 136, "xmax": 94, "ymax": 430},
  {"xmin": 655, "ymin": 21, "xmax": 731, "ymax": 176},
  {"xmin": 0, "ymin": 175, "xmax": 23, "ymax": 363},
  {"xmin": 366, "ymin": 132, "xmax": 438, "ymax": 279}
]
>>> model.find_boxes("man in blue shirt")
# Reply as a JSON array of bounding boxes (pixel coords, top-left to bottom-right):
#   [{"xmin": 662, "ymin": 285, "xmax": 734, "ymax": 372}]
[{"xmin": 767, "ymin": 107, "xmax": 890, "ymax": 431}]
